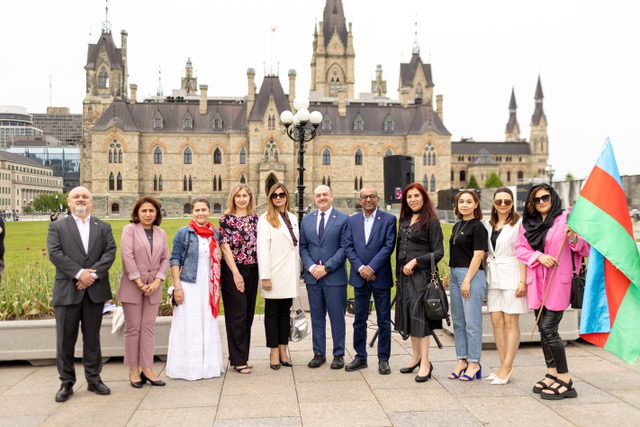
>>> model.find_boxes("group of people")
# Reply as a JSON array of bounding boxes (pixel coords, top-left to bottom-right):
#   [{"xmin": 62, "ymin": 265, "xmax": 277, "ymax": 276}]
[{"xmin": 47, "ymin": 181, "xmax": 588, "ymax": 403}]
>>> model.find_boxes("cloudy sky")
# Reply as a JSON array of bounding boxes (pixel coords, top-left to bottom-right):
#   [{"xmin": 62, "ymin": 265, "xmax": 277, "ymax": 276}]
[{"xmin": 2, "ymin": 0, "xmax": 638, "ymax": 180}]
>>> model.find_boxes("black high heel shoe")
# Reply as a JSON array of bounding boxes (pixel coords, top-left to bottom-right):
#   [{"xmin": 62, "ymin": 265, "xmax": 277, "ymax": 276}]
[
  {"xmin": 140, "ymin": 372, "xmax": 166, "ymax": 386},
  {"xmin": 130, "ymin": 373, "xmax": 146, "ymax": 389},
  {"xmin": 400, "ymin": 359, "xmax": 421, "ymax": 374},
  {"xmin": 415, "ymin": 362, "xmax": 434, "ymax": 383}
]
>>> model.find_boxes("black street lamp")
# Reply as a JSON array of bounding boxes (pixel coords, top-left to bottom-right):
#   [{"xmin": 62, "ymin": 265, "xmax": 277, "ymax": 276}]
[
  {"xmin": 545, "ymin": 164, "xmax": 555, "ymax": 186},
  {"xmin": 280, "ymin": 97, "xmax": 323, "ymax": 225}
]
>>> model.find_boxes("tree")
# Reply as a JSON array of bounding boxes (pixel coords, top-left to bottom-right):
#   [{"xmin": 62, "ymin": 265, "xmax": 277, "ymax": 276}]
[
  {"xmin": 484, "ymin": 171, "xmax": 503, "ymax": 188},
  {"xmin": 565, "ymin": 172, "xmax": 574, "ymax": 180},
  {"xmin": 467, "ymin": 174, "xmax": 480, "ymax": 189},
  {"xmin": 31, "ymin": 193, "xmax": 68, "ymax": 212}
]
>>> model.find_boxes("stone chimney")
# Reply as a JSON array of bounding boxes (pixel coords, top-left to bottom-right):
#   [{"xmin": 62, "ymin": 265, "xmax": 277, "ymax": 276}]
[
  {"xmin": 436, "ymin": 94, "xmax": 443, "ymax": 121},
  {"xmin": 400, "ymin": 88, "xmax": 410, "ymax": 108},
  {"xmin": 288, "ymin": 69, "xmax": 296, "ymax": 110},
  {"xmin": 199, "ymin": 85, "xmax": 208, "ymax": 115},
  {"xmin": 247, "ymin": 68, "xmax": 256, "ymax": 118},
  {"xmin": 337, "ymin": 86, "xmax": 347, "ymax": 117},
  {"xmin": 129, "ymin": 84, "xmax": 137, "ymax": 104}
]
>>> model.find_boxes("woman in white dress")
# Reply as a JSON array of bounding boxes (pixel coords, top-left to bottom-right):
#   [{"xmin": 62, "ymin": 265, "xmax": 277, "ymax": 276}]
[
  {"xmin": 257, "ymin": 183, "xmax": 300, "ymax": 370},
  {"xmin": 484, "ymin": 187, "xmax": 528, "ymax": 385},
  {"xmin": 166, "ymin": 197, "xmax": 224, "ymax": 380}
]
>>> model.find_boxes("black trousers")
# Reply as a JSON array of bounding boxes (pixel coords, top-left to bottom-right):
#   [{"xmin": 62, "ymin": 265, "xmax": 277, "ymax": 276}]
[
  {"xmin": 54, "ymin": 292, "xmax": 105, "ymax": 386},
  {"xmin": 220, "ymin": 263, "xmax": 258, "ymax": 366},
  {"xmin": 264, "ymin": 298, "xmax": 292, "ymax": 348},
  {"xmin": 534, "ymin": 307, "xmax": 568, "ymax": 374}
]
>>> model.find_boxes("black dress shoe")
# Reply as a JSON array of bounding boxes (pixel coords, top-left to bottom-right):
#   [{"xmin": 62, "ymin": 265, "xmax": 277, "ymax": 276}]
[
  {"xmin": 281, "ymin": 360, "xmax": 293, "ymax": 367},
  {"xmin": 415, "ymin": 362, "xmax": 434, "ymax": 383},
  {"xmin": 130, "ymin": 379, "xmax": 145, "ymax": 388},
  {"xmin": 140, "ymin": 372, "xmax": 165, "ymax": 386},
  {"xmin": 400, "ymin": 359, "xmax": 421, "ymax": 374},
  {"xmin": 330, "ymin": 356, "xmax": 345, "ymax": 369},
  {"xmin": 55, "ymin": 384, "xmax": 73, "ymax": 402},
  {"xmin": 345, "ymin": 358, "xmax": 368, "ymax": 372},
  {"xmin": 270, "ymin": 362, "xmax": 281, "ymax": 370},
  {"xmin": 87, "ymin": 380, "xmax": 111, "ymax": 395},
  {"xmin": 308, "ymin": 354, "xmax": 326, "ymax": 368},
  {"xmin": 379, "ymin": 360, "xmax": 391, "ymax": 375}
]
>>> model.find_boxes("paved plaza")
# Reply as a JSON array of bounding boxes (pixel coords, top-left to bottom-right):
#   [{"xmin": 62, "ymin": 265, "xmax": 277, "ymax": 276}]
[{"xmin": 1, "ymin": 311, "xmax": 639, "ymax": 426}]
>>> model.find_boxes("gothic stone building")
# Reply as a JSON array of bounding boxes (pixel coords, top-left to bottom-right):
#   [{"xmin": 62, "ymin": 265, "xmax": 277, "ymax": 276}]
[{"xmin": 82, "ymin": 0, "xmax": 548, "ymax": 216}]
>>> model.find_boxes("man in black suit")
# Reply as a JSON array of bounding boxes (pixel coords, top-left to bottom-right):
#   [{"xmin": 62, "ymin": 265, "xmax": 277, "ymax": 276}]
[{"xmin": 47, "ymin": 186, "xmax": 117, "ymax": 402}]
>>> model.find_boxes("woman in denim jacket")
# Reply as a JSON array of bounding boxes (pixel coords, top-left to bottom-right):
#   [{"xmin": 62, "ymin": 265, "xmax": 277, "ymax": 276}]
[{"xmin": 166, "ymin": 197, "xmax": 224, "ymax": 380}]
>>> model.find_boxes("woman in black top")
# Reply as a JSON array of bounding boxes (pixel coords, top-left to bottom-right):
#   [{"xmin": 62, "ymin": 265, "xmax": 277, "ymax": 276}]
[
  {"xmin": 448, "ymin": 190, "xmax": 488, "ymax": 381},
  {"xmin": 395, "ymin": 183, "xmax": 444, "ymax": 382}
]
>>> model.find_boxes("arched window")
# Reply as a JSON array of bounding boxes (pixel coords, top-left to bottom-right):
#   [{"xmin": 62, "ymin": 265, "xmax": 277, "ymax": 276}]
[
  {"xmin": 264, "ymin": 150, "xmax": 269, "ymax": 162},
  {"xmin": 428, "ymin": 153, "xmax": 432, "ymax": 166},
  {"xmin": 183, "ymin": 176, "xmax": 187, "ymax": 191},
  {"xmin": 355, "ymin": 149, "xmax": 363, "ymax": 165},
  {"xmin": 385, "ymin": 149, "xmax": 392, "ymax": 157},
  {"xmin": 240, "ymin": 174, "xmax": 246, "ymax": 184},
  {"xmin": 118, "ymin": 149, "xmax": 122, "ymax": 163},
  {"xmin": 213, "ymin": 148, "xmax": 222, "ymax": 164},
  {"xmin": 430, "ymin": 174, "xmax": 436, "ymax": 192},
  {"xmin": 359, "ymin": 176, "xmax": 363, "ymax": 190},
  {"xmin": 111, "ymin": 203, "xmax": 119, "ymax": 214},
  {"xmin": 424, "ymin": 143, "xmax": 435, "ymax": 167},
  {"xmin": 154, "ymin": 175, "xmax": 158, "ymax": 191},
  {"xmin": 323, "ymin": 149, "xmax": 331, "ymax": 165},
  {"xmin": 322, "ymin": 176, "xmax": 326, "ymax": 185},
  {"xmin": 183, "ymin": 204, "xmax": 191, "ymax": 214},
  {"xmin": 213, "ymin": 203, "xmax": 222, "ymax": 214},
  {"xmin": 158, "ymin": 175, "xmax": 163, "ymax": 191},
  {"xmin": 507, "ymin": 171, "xmax": 511, "ymax": 182},
  {"xmin": 109, "ymin": 172, "xmax": 114, "ymax": 191},
  {"xmin": 108, "ymin": 150, "xmax": 112, "ymax": 163},
  {"xmin": 154, "ymin": 147, "xmax": 162, "ymax": 164},
  {"xmin": 415, "ymin": 84, "xmax": 423, "ymax": 104},
  {"xmin": 423, "ymin": 152, "xmax": 426, "ymax": 166},
  {"xmin": 218, "ymin": 176, "xmax": 222, "ymax": 191},
  {"xmin": 104, "ymin": 73, "xmax": 109, "ymax": 89},
  {"xmin": 188, "ymin": 176, "xmax": 193, "ymax": 191},
  {"xmin": 327, "ymin": 176, "xmax": 331, "ymax": 187},
  {"xmin": 213, "ymin": 177, "xmax": 217, "ymax": 191},
  {"xmin": 240, "ymin": 147, "xmax": 246, "ymax": 164},
  {"xmin": 184, "ymin": 147, "xmax": 192, "ymax": 164},
  {"xmin": 99, "ymin": 67, "xmax": 109, "ymax": 88},
  {"xmin": 433, "ymin": 153, "xmax": 436, "ymax": 165},
  {"xmin": 423, "ymin": 174, "xmax": 428, "ymax": 189},
  {"xmin": 460, "ymin": 170, "xmax": 466, "ymax": 183},
  {"xmin": 329, "ymin": 76, "xmax": 340, "ymax": 97},
  {"xmin": 354, "ymin": 177, "xmax": 358, "ymax": 191},
  {"xmin": 517, "ymin": 170, "xmax": 524, "ymax": 182},
  {"xmin": 116, "ymin": 172, "xmax": 122, "ymax": 191}
]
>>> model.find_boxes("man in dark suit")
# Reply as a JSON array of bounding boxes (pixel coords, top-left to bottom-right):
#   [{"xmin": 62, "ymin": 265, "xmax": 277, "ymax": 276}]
[
  {"xmin": 344, "ymin": 186, "xmax": 397, "ymax": 374},
  {"xmin": 47, "ymin": 186, "xmax": 117, "ymax": 402},
  {"xmin": 300, "ymin": 185, "xmax": 349, "ymax": 369}
]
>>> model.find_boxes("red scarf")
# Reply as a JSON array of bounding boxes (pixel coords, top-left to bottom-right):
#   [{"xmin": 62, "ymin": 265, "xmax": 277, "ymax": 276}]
[{"xmin": 189, "ymin": 220, "xmax": 221, "ymax": 318}]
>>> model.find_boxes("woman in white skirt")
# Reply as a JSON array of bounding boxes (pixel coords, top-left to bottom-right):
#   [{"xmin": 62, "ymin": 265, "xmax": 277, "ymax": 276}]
[
  {"xmin": 166, "ymin": 197, "xmax": 224, "ymax": 380},
  {"xmin": 484, "ymin": 187, "xmax": 528, "ymax": 385}
]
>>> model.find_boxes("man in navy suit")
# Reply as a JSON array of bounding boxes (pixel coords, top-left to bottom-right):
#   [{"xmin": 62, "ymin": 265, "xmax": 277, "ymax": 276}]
[
  {"xmin": 300, "ymin": 185, "xmax": 349, "ymax": 369},
  {"xmin": 344, "ymin": 186, "xmax": 397, "ymax": 374}
]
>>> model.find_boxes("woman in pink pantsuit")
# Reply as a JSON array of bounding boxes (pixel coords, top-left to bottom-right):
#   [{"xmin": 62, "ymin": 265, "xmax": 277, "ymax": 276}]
[{"xmin": 117, "ymin": 196, "xmax": 170, "ymax": 388}]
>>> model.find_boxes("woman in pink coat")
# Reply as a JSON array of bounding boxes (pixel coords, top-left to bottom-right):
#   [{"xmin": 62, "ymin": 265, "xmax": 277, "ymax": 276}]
[
  {"xmin": 515, "ymin": 184, "xmax": 589, "ymax": 400},
  {"xmin": 117, "ymin": 196, "xmax": 170, "ymax": 388}
]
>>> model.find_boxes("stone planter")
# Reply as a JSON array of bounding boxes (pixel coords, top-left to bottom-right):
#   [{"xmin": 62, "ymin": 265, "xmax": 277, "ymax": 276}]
[
  {"xmin": 0, "ymin": 314, "xmax": 172, "ymax": 365},
  {"xmin": 442, "ymin": 295, "xmax": 581, "ymax": 345}
]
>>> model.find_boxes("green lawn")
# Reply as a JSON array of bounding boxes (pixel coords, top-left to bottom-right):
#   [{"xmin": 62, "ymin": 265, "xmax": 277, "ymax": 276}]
[{"xmin": 1, "ymin": 218, "xmax": 453, "ymax": 319}]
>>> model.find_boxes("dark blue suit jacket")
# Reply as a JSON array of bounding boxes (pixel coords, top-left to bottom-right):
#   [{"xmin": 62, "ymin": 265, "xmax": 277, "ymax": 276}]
[
  {"xmin": 300, "ymin": 208, "xmax": 349, "ymax": 286},
  {"xmin": 344, "ymin": 209, "xmax": 397, "ymax": 289}
]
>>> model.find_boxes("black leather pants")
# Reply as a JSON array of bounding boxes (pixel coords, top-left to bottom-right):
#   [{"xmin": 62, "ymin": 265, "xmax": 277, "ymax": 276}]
[{"xmin": 534, "ymin": 307, "xmax": 568, "ymax": 374}]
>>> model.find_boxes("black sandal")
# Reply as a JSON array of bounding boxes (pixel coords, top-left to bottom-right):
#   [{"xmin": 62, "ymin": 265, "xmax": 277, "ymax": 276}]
[
  {"xmin": 540, "ymin": 378, "xmax": 577, "ymax": 400},
  {"xmin": 533, "ymin": 374, "xmax": 557, "ymax": 394},
  {"xmin": 233, "ymin": 366, "xmax": 251, "ymax": 374}
]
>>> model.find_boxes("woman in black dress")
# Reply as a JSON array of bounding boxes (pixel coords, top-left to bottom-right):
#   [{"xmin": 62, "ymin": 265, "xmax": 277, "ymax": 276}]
[{"xmin": 395, "ymin": 183, "xmax": 444, "ymax": 382}]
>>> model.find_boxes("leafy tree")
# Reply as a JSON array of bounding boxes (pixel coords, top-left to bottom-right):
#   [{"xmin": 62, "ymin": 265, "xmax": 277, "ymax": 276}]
[
  {"xmin": 467, "ymin": 174, "xmax": 480, "ymax": 189},
  {"xmin": 484, "ymin": 171, "xmax": 503, "ymax": 188},
  {"xmin": 565, "ymin": 172, "xmax": 574, "ymax": 180},
  {"xmin": 31, "ymin": 193, "xmax": 68, "ymax": 212}
]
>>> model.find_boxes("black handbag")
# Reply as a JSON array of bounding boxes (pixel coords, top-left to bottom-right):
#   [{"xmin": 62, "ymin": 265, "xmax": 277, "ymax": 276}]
[
  {"xmin": 570, "ymin": 249, "xmax": 586, "ymax": 309},
  {"xmin": 422, "ymin": 253, "xmax": 451, "ymax": 325}
]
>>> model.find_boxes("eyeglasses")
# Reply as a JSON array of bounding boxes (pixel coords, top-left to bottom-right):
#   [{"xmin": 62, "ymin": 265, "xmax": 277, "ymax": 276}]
[
  {"xmin": 270, "ymin": 192, "xmax": 287, "ymax": 200},
  {"xmin": 493, "ymin": 199, "xmax": 513, "ymax": 206},
  {"xmin": 533, "ymin": 194, "xmax": 551, "ymax": 205},
  {"xmin": 359, "ymin": 194, "xmax": 378, "ymax": 200}
]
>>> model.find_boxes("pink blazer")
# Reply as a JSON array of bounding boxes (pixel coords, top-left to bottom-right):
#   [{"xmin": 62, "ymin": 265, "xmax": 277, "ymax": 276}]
[
  {"xmin": 117, "ymin": 223, "xmax": 170, "ymax": 305},
  {"xmin": 515, "ymin": 211, "xmax": 590, "ymax": 311}
]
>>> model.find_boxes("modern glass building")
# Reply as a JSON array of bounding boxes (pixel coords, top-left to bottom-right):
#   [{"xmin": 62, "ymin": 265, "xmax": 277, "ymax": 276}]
[
  {"xmin": 6, "ymin": 145, "xmax": 80, "ymax": 193},
  {"xmin": 0, "ymin": 106, "xmax": 43, "ymax": 148}
]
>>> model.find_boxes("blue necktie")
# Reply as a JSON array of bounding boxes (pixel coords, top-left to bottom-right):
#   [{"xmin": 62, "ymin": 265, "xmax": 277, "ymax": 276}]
[{"xmin": 318, "ymin": 212, "xmax": 325, "ymax": 241}]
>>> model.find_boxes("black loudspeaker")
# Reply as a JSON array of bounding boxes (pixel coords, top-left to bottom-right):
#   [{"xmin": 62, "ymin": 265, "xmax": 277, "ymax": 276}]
[{"xmin": 383, "ymin": 155, "xmax": 414, "ymax": 204}]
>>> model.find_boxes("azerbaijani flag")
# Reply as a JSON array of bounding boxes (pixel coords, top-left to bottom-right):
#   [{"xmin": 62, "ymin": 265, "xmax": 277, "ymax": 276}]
[{"xmin": 567, "ymin": 139, "xmax": 640, "ymax": 364}]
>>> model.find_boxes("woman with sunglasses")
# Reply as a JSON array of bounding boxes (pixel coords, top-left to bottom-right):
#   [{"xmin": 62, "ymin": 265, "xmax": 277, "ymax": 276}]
[
  {"xmin": 257, "ymin": 184, "xmax": 300, "ymax": 370},
  {"xmin": 515, "ymin": 184, "xmax": 589, "ymax": 400},
  {"xmin": 484, "ymin": 187, "xmax": 527, "ymax": 385}
]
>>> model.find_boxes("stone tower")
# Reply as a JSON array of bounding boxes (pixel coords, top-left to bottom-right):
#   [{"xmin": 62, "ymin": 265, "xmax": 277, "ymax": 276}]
[
  {"xmin": 81, "ymin": 25, "xmax": 128, "ymax": 189},
  {"xmin": 398, "ymin": 48, "xmax": 434, "ymax": 107},
  {"xmin": 529, "ymin": 76, "xmax": 549, "ymax": 176},
  {"xmin": 181, "ymin": 58, "xmax": 198, "ymax": 94},
  {"xmin": 310, "ymin": 0, "xmax": 355, "ymax": 98},
  {"xmin": 505, "ymin": 88, "xmax": 520, "ymax": 141}
]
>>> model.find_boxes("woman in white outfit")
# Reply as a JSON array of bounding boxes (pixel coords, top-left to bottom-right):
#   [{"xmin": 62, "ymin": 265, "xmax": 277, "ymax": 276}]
[
  {"xmin": 166, "ymin": 197, "xmax": 224, "ymax": 380},
  {"xmin": 484, "ymin": 187, "xmax": 528, "ymax": 385},
  {"xmin": 257, "ymin": 183, "xmax": 300, "ymax": 370}
]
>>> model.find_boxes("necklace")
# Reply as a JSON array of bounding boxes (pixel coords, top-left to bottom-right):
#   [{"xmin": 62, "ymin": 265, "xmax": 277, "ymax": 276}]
[{"xmin": 452, "ymin": 220, "xmax": 470, "ymax": 245}]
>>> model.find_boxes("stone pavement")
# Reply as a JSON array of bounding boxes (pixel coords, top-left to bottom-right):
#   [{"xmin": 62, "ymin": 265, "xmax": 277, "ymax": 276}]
[{"xmin": 1, "ymin": 312, "xmax": 640, "ymax": 427}]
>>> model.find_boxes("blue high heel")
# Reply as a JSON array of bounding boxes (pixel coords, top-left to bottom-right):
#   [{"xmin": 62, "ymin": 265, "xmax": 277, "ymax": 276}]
[{"xmin": 460, "ymin": 363, "xmax": 482, "ymax": 381}]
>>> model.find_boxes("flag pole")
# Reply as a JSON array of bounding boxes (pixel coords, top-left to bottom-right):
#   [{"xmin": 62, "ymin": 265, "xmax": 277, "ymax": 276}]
[{"xmin": 530, "ymin": 233, "xmax": 568, "ymax": 340}]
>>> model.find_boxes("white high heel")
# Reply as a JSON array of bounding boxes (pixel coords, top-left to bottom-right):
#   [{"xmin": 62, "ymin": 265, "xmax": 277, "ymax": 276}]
[
  {"xmin": 490, "ymin": 369, "xmax": 513, "ymax": 385},
  {"xmin": 486, "ymin": 372, "xmax": 497, "ymax": 380}
]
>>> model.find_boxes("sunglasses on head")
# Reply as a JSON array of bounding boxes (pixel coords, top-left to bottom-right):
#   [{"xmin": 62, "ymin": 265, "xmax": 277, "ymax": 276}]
[
  {"xmin": 270, "ymin": 192, "xmax": 287, "ymax": 200},
  {"xmin": 493, "ymin": 199, "xmax": 513, "ymax": 206},
  {"xmin": 533, "ymin": 194, "xmax": 551, "ymax": 205}
]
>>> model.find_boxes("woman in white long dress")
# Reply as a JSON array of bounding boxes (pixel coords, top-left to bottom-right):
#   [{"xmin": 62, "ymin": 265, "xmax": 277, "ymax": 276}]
[
  {"xmin": 484, "ymin": 187, "xmax": 528, "ymax": 385},
  {"xmin": 166, "ymin": 197, "xmax": 224, "ymax": 380}
]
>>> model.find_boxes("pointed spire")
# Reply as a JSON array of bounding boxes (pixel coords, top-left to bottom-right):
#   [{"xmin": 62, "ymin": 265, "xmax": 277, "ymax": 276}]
[
  {"xmin": 506, "ymin": 87, "xmax": 520, "ymax": 140},
  {"xmin": 509, "ymin": 87, "xmax": 517, "ymax": 111},
  {"xmin": 322, "ymin": 0, "xmax": 347, "ymax": 48},
  {"xmin": 102, "ymin": 0, "xmax": 112, "ymax": 33},
  {"xmin": 535, "ymin": 75, "xmax": 543, "ymax": 102},
  {"xmin": 412, "ymin": 17, "xmax": 420, "ymax": 54}
]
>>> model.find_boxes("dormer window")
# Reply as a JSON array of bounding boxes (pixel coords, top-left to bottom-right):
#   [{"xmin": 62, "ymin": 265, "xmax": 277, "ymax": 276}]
[
  {"xmin": 213, "ymin": 113, "xmax": 223, "ymax": 130},
  {"xmin": 153, "ymin": 110, "xmax": 163, "ymax": 129},
  {"xmin": 353, "ymin": 114, "xmax": 364, "ymax": 132},
  {"xmin": 384, "ymin": 114, "xmax": 394, "ymax": 132},
  {"xmin": 322, "ymin": 114, "xmax": 332, "ymax": 131},
  {"xmin": 183, "ymin": 111, "xmax": 193, "ymax": 130}
]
